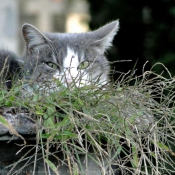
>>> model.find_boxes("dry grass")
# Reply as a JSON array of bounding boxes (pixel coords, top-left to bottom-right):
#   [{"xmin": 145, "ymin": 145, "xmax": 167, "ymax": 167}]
[{"xmin": 1, "ymin": 63, "xmax": 175, "ymax": 175}]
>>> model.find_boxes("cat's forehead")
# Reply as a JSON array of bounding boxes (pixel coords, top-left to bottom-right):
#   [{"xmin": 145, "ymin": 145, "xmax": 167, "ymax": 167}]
[
  {"xmin": 46, "ymin": 33, "xmax": 90, "ymax": 62},
  {"xmin": 63, "ymin": 47, "xmax": 80, "ymax": 67},
  {"xmin": 46, "ymin": 33, "xmax": 91, "ymax": 50}
]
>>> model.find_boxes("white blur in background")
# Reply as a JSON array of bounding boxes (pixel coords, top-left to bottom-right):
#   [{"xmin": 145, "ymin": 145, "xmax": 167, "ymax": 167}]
[{"xmin": 0, "ymin": 0, "xmax": 90, "ymax": 54}]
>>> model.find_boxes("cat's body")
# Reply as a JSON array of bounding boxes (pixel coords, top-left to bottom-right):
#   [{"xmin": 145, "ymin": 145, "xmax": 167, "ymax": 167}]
[
  {"xmin": 0, "ymin": 50, "xmax": 22, "ymax": 89},
  {"xmin": 0, "ymin": 20, "xmax": 119, "ymax": 92}
]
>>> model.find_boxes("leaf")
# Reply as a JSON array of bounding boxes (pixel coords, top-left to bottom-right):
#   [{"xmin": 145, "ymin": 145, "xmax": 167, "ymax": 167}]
[
  {"xmin": 116, "ymin": 146, "xmax": 122, "ymax": 155},
  {"xmin": 73, "ymin": 162, "xmax": 79, "ymax": 175},
  {"xmin": 5, "ymin": 100, "xmax": 12, "ymax": 106},
  {"xmin": 55, "ymin": 116, "xmax": 70, "ymax": 127},
  {"xmin": 0, "ymin": 115, "xmax": 26, "ymax": 144},
  {"xmin": 131, "ymin": 145, "xmax": 139, "ymax": 168},
  {"xmin": 42, "ymin": 133, "xmax": 51, "ymax": 139},
  {"xmin": 44, "ymin": 117, "xmax": 54, "ymax": 128},
  {"xmin": 112, "ymin": 146, "xmax": 122, "ymax": 161},
  {"xmin": 51, "ymin": 131, "xmax": 77, "ymax": 141},
  {"xmin": 156, "ymin": 141, "xmax": 169, "ymax": 151},
  {"xmin": 62, "ymin": 130, "xmax": 76, "ymax": 137},
  {"xmin": 44, "ymin": 158, "xmax": 60, "ymax": 175},
  {"xmin": 47, "ymin": 106, "xmax": 55, "ymax": 115},
  {"xmin": 9, "ymin": 96, "xmax": 15, "ymax": 101},
  {"xmin": 150, "ymin": 152, "xmax": 156, "ymax": 158},
  {"xmin": 77, "ymin": 98, "xmax": 84, "ymax": 105},
  {"xmin": 35, "ymin": 111, "xmax": 44, "ymax": 115}
]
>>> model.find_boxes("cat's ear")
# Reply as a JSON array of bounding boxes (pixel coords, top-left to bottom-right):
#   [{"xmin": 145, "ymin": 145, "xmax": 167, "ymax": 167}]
[
  {"xmin": 22, "ymin": 23, "xmax": 50, "ymax": 51},
  {"xmin": 91, "ymin": 20, "xmax": 119, "ymax": 53}
]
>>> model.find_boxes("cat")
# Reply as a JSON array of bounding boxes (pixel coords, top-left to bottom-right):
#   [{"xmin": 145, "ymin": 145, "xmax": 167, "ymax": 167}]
[
  {"xmin": 0, "ymin": 20, "xmax": 119, "ymax": 92},
  {"xmin": 21, "ymin": 20, "xmax": 119, "ymax": 92}
]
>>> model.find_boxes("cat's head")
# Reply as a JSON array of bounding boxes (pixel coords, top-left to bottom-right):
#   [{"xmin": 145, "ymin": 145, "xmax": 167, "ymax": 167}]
[{"xmin": 22, "ymin": 20, "xmax": 119, "ymax": 91}]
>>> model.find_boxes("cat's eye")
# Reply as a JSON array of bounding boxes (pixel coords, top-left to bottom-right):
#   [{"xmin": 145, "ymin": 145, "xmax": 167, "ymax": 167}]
[
  {"xmin": 77, "ymin": 61, "xmax": 89, "ymax": 70},
  {"xmin": 46, "ymin": 62, "xmax": 58, "ymax": 69}
]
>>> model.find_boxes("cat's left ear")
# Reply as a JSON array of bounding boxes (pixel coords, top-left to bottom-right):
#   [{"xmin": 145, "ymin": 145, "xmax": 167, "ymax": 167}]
[{"xmin": 91, "ymin": 20, "xmax": 119, "ymax": 53}]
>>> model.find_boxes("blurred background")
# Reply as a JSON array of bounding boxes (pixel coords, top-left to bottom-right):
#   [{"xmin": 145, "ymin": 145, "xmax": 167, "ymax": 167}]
[
  {"xmin": 0, "ymin": 0, "xmax": 175, "ymax": 79},
  {"xmin": 0, "ymin": 0, "xmax": 90, "ymax": 54}
]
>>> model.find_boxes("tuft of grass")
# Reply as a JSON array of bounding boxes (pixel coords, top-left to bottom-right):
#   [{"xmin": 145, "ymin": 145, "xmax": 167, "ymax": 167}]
[{"xmin": 1, "ymin": 63, "xmax": 175, "ymax": 175}]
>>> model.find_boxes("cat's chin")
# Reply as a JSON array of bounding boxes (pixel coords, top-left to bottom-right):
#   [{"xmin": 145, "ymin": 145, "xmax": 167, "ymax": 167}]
[
  {"xmin": 22, "ymin": 77, "xmax": 109, "ymax": 97},
  {"xmin": 21, "ymin": 81, "xmax": 60, "ymax": 97}
]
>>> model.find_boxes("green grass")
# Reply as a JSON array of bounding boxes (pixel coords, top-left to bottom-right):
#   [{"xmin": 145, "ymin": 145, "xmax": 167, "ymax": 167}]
[{"xmin": 1, "ymin": 65, "xmax": 175, "ymax": 175}]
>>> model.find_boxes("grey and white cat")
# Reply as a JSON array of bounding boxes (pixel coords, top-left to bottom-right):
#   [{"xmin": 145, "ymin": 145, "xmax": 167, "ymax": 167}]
[{"xmin": 1, "ymin": 20, "xmax": 119, "ymax": 92}]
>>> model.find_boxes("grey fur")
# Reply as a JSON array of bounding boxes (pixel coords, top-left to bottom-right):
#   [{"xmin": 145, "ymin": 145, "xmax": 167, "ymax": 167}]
[
  {"xmin": 0, "ymin": 20, "xmax": 119, "ymax": 91},
  {"xmin": 22, "ymin": 20, "xmax": 119, "ymax": 89},
  {"xmin": 0, "ymin": 50, "xmax": 22, "ymax": 89}
]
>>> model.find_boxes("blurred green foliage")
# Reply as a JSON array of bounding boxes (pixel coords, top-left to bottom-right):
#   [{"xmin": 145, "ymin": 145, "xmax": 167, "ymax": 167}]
[{"xmin": 87, "ymin": 0, "xmax": 175, "ymax": 79}]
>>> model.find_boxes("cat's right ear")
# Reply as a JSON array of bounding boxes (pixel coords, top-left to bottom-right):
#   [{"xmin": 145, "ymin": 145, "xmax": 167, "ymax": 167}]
[{"xmin": 22, "ymin": 24, "xmax": 50, "ymax": 52}]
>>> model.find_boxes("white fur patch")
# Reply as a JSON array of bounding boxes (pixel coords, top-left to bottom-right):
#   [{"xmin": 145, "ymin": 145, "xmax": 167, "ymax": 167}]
[
  {"xmin": 63, "ymin": 47, "xmax": 80, "ymax": 79},
  {"xmin": 53, "ymin": 47, "xmax": 107, "ymax": 88},
  {"xmin": 57, "ymin": 47, "xmax": 88, "ymax": 87},
  {"xmin": 53, "ymin": 47, "xmax": 79, "ymax": 82}
]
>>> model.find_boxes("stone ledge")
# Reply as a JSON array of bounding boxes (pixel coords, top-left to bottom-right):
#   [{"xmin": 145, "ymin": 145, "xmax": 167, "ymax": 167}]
[{"xmin": 0, "ymin": 107, "xmax": 37, "ymax": 139}]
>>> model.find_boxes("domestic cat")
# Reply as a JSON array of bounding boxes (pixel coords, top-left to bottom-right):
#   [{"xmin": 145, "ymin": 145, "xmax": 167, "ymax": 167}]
[
  {"xmin": 21, "ymin": 20, "xmax": 119, "ymax": 92},
  {"xmin": 0, "ymin": 20, "xmax": 119, "ymax": 92}
]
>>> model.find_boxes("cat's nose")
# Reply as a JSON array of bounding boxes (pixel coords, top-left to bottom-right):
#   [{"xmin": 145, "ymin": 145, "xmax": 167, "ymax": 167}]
[{"xmin": 66, "ymin": 77, "xmax": 73, "ymax": 85}]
